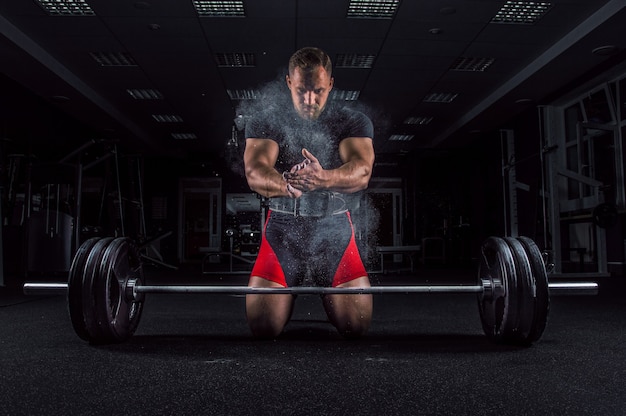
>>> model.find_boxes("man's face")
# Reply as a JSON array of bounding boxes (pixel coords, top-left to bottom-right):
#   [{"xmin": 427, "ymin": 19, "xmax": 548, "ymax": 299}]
[{"xmin": 286, "ymin": 65, "xmax": 333, "ymax": 121}]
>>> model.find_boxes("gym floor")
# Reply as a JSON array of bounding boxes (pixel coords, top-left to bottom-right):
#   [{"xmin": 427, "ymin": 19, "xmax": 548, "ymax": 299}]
[{"xmin": 2, "ymin": 265, "xmax": 626, "ymax": 415}]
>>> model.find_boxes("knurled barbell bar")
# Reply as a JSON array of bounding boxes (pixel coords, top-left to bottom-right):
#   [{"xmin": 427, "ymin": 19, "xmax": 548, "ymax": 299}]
[
  {"xmin": 23, "ymin": 282, "xmax": 598, "ymax": 296},
  {"xmin": 22, "ymin": 236, "xmax": 598, "ymax": 346}
]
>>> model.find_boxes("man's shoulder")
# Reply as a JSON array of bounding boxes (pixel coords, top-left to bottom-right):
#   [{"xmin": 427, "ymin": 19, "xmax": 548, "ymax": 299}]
[
  {"xmin": 322, "ymin": 105, "xmax": 370, "ymax": 126},
  {"xmin": 333, "ymin": 106, "xmax": 374, "ymax": 139}
]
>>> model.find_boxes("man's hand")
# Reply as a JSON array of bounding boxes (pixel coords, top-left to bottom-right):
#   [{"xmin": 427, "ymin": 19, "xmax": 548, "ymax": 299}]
[
  {"xmin": 284, "ymin": 180, "xmax": 303, "ymax": 198},
  {"xmin": 282, "ymin": 155, "xmax": 310, "ymax": 198},
  {"xmin": 285, "ymin": 148, "xmax": 327, "ymax": 193}
]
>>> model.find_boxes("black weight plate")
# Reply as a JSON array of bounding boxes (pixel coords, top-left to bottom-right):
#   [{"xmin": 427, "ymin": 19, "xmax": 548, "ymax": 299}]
[
  {"xmin": 109, "ymin": 238, "xmax": 144, "ymax": 341},
  {"xmin": 477, "ymin": 236, "xmax": 518, "ymax": 343},
  {"xmin": 81, "ymin": 237, "xmax": 114, "ymax": 344},
  {"xmin": 93, "ymin": 237, "xmax": 124, "ymax": 342},
  {"xmin": 517, "ymin": 236, "xmax": 550, "ymax": 343},
  {"xmin": 503, "ymin": 237, "xmax": 535, "ymax": 345},
  {"xmin": 95, "ymin": 237, "xmax": 144, "ymax": 343},
  {"xmin": 67, "ymin": 237, "xmax": 101, "ymax": 341}
]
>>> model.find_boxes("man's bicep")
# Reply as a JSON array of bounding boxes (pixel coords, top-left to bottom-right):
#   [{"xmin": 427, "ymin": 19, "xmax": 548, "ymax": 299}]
[
  {"xmin": 244, "ymin": 138, "xmax": 279, "ymax": 169},
  {"xmin": 339, "ymin": 137, "xmax": 375, "ymax": 165}
]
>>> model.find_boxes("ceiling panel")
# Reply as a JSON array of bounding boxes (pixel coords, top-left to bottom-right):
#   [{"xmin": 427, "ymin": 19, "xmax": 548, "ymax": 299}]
[{"xmin": 0, "ymin": 0, "xmax": 623, "ymax": 162}]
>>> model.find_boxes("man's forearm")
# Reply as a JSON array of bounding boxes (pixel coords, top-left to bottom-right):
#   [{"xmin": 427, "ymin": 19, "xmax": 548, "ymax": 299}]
[
  {"xmin": 324, "ymin": 160, "xmax": 372, "ymax": 193},
  {"xmin": 246, "ymin": 166, "xmax": 290, "ymax": 198}
]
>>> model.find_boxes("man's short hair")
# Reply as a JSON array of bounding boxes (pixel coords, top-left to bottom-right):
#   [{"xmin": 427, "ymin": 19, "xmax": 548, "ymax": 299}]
[{"xmin": 288, "ymin": 47, "xmax": 332, "ymax": 76}]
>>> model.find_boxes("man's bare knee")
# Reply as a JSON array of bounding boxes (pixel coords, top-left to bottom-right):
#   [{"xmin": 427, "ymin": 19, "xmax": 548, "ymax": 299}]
[
  {"xmin": 246, "ymin": 276, "xmax": 295, "ymax": 339},
  {"xmin": 323, "ymin": 291, "xmax": 373, "ymax": 339},
  {"xmin": 246, "ymin": 308, "xmax": 286, "ymax": 339}
]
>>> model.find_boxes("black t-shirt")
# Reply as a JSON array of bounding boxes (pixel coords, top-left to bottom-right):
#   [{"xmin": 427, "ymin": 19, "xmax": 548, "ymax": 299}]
[{"xmin": 245, "ymin": 101, "xmax": 373, "ymax": 173}]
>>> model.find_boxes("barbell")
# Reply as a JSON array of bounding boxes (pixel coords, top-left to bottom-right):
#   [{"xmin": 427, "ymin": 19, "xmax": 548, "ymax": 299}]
[{"xmin": 22, "ymin": 236, "xmax": 598, "ymax": 346}]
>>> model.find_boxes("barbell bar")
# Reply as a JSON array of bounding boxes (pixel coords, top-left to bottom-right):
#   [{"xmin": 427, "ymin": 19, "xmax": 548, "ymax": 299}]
[
  {"xmin": 21, "ymin": 235, "xmax": 599, "ymax": 346},
  {"xmin": 23, "ymin": 281, "xmax": 598, "ymax": 296}
]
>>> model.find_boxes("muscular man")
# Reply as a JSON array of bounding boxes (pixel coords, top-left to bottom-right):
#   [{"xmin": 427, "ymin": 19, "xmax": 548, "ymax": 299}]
[{"xmin": 243, "ymin": 47, "xmax": 375, "ymax": 339}]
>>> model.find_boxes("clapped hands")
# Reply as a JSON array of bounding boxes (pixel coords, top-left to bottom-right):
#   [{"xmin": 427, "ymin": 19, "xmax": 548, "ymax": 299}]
[{"xmin": 283, "ymin": 148, "xmax": 325, "ymax": 198}]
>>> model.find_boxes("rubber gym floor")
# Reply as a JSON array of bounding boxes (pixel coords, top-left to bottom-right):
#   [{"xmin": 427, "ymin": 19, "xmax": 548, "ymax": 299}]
[{"xmin": 2, "ymin": 264, "xmax": 626, "ymax": 416}]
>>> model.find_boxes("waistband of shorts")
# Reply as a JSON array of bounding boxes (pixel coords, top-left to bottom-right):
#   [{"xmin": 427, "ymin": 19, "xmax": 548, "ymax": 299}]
[{"xmin": 268, "ymin": 192, "xmax": 348, "ymax": 217}]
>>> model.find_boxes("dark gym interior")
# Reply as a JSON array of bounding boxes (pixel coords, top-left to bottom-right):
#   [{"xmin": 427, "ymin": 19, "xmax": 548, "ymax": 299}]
[{"xmin": 1, "ymin": 1, "xmax": 626, "ymax": 414}]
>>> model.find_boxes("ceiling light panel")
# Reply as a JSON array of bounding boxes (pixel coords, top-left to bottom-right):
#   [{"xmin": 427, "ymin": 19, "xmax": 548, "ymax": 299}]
[
  {"xmin": 388, "ymin": 134, "xmax": 414, "ymax": 142},
  {"xmin": 336, "ymin": 54, "xmax": 375, "ymax": 68},
  {"xmin": 227, "ymin": 89, "xmax": 259, "ymax": 100},
  {"xmin": 404, "ymin": 116, "xmax": 433, "ymax": 125},
  {"xmin": 35, "ymin": 0, "xmax": 95, "ymax": 15},
  {"xmin": 172, "ymin": 133, "xmax": 198, "ymax": 140},
  {"xmin": 492, "ymin": 1, "xmax": 552, "ymax": 24},
  {"xmin": 423, "ymin": 92, "xmax": 458, "ymax": 103},
  {"xmin": 215, "ymin": 52, "xmax": 256, "ymax": 67},
  {"xmin": 193, "ymin": 1, "xmax": 245, "ymax": 17},
  {"xmin": 90, "ymin": 52, "xmax": 137, "ymax": 67},
  {"xmin": 347, "ymin": 0, "xmax": 399, "ymax": 19},
  {"xmin": 127, "ymin": 89, "xmax": 164, "ymax": 100},
  {"xmin": 227, "ymin": 88, "xmax": 360, "ymax": 101},
  {"xmin": 331, "ymin": 90, "xmax": 360, "ymax": 100},
  {"xmin": 152, "ymin": 115, "xmax": 184, "ymax": 123},
  {"xmin": 450, "ymin": 57, "xmax": 495, "ymax": 72}
]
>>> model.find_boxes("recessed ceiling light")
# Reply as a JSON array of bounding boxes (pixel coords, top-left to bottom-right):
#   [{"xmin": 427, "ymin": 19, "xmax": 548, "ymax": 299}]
[
  {"xmin": 193, "ymin": 0, "xmax": 245, "ymax": 17},
  {"xmin": 404, "ymin": 116, "xmax": 433, "ymax": 125},
  {"xmin": 423, "ymin": 92, "xmax": 458, "ymax": 103},
  {"xmin": 388, "ymin": 134, "xmax": 414, "ymax": 142},
  {"xmin": 171, "ymin": 133, "xmax": 198, "ymax": 140},
  {"xmin": 126, "ymin": 89, "xmax": 163, "ymax": 100},
  {"xmin": 152, "ymin": 115, "xmax": 184, "ymax": 123},
  {"xmin": 228, "ymin": 88, "xmax": 361, "ymax": 101},
  {"xmin": 90, "ymin": 52, "xmax": 137, "ymax": 67},
  {"xmin": 492, "ymin": 1, "xmax": 552, "ymax": 24},
  {"xmin": 227, "ymin": 89, "xmax": 259, "ymax": 100},
  {"xmin": 35, "ymin": 0, "xmax": 95, "ymax": 15},
  {"xmin": 451, "ymin": 57, "xmax": 495, "ymax": 72},
  {"xmin": 215, "ymin": 52, "xmax": 256, "ymax": 67},
  {"xmin": 347, "ymin": 0, "xmax": 399, "ymax": 19},
  {"xmin": 336, "ymin": 54, "xmax": 375, "ymax": 68},
  {"xmin": 331, "ymin": 90, "xmax": 360, "ymax": 101}
]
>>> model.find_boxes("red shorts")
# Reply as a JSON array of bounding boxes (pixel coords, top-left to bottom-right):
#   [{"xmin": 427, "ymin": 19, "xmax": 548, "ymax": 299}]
[{"xmin": 251, "ymin": 211, "xmax": 367, "ymax": 287}]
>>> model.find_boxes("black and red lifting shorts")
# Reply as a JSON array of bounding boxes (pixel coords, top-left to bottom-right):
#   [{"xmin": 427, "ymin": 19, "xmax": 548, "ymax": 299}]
[{"xmin": 250, "ymin": 210, "xmax": 367, "ymax": 287}]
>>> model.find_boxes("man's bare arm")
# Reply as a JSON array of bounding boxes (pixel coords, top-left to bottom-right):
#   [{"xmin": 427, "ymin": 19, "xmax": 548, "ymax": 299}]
[
  {"xmin": 244, "ymin": 138, "xmax": 302, "ymax": 198},
  {"xmin": 334, "ymin": 136, "xmax": 375, "ymax": 192}
]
